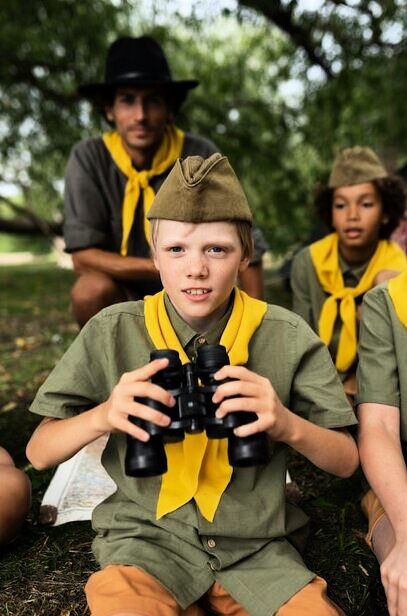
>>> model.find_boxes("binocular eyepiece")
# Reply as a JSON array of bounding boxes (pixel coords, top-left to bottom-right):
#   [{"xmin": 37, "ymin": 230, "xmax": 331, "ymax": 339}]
[{"xmin": 125, "ymin": 344, "xmax": 270, "ymax": 477}]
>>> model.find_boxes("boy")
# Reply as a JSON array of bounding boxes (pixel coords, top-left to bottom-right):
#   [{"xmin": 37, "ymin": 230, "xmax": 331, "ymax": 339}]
[
  {"xmin": 27, "ymin": 153, "xmax": 358, "ymax": 615},
  {"xmin": 357, "ymin": 270, "xmax": 407, "ymax": 616},
  {"xmin": 291, "ymin": 146, "xmax": 406, "ymax": 399}
]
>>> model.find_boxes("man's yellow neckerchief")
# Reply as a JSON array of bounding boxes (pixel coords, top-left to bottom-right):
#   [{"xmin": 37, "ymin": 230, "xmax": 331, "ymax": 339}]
[
  {"xmin": 388, "ymin": 270, "xmax": 407, "ymax": 327},
  {"xmin": 310, "ymin": 232, "xmax": 407, "ymax": 372},
  {"xmin": 144, "ymin": 288, "xmax": 267, "ymax": 522},
  {"xmin": 103, "ymin": 125, "xmax": 184, "ymax": 255}
]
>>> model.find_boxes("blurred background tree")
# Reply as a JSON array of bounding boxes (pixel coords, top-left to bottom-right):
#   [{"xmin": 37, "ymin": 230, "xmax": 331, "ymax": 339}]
[{"xmin": 0, "ymin": 0, "xmax": 406, "ymax": 255}]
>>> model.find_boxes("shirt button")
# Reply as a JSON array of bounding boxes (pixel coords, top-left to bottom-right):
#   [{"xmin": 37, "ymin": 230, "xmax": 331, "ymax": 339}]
[
  {"xmin": 197, "ymin": 336, "xmax": 206, "ymax": 345},
  {"xmin": 209, "ymin": 558, "xmax": 220, "ymax": 571},
  {"xmin": 207, "ymin": 538, "xmax": 216, "ymax": 549}
]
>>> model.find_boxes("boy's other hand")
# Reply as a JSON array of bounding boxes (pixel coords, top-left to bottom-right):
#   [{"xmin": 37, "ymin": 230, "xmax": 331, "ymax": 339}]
[{"xmin": 211, "ymin": 365, "xmax": 289, "ymax": 441}]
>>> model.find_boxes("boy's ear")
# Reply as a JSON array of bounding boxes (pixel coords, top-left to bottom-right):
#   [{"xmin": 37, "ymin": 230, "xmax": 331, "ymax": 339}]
[
  {"xmin": 381, "ymin": 212, "xmax": 389, "ymax": 225},
  {"xmin": 238, "ymin": 257, "xmax": 250, "ymax": 273}
]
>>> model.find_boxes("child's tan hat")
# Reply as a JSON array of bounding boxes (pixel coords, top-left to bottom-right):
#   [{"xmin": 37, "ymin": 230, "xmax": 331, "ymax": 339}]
[
  {"xmin": 147, "ymin": 153, "xmax": 252, "ymax": 224},
  {"xmin": 329, "ymin": 146, "xmax": 388, "ymax": 188}
]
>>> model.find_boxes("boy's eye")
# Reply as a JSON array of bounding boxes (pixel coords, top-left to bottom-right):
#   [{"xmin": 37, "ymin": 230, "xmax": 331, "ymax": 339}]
[
  {"xmin": 333, "ymin": 202, "xmax": 345, "ymax": 209},
  {"xmin": 168, "ymin": 246, "xmax": 183, "ymax": 253},
  {"xmin": 208, "ymin": 246, "xmax": 225, "ymax": 253},
  {"xmin": 361, "ymin": 201, "xmax": 374, "ymax": 208}
]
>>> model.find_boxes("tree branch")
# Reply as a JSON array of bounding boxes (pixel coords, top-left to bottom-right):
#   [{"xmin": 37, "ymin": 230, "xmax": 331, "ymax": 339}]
[
  {"xmin": 0, "ymin": 195, "xmax": 62, "ymax": 237},
  {"xmin": 238, "ymin": 0, "xmax": 334, "ymax": 78}
]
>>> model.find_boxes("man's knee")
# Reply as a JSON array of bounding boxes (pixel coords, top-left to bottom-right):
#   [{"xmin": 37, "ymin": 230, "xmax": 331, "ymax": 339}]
[{"xmin": 71, "ymin": 273, "xmax": 126, "ymax": 326}]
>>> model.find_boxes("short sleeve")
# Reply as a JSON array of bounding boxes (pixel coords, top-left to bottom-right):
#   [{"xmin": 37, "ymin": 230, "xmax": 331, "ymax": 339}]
[
  {"xmin": 356, "ymin": 286, "xmax": 400, "ymax": 408},
  {"xmin": 63, "ymin": 140, "xmax": 116, "ymax": 252},
  {"xmin": 29, "ymin": 317, "xmax": 112, "ymax": 419},
  {"xmin": 291, "ymin": 318, "xmax": 357, "ymax": 428}
]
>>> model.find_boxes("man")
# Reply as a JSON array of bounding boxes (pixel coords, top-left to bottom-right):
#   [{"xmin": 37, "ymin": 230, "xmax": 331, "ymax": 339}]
[{"xmin": 64, "ymin": 35, "xmax": 267, "ymax": 327}]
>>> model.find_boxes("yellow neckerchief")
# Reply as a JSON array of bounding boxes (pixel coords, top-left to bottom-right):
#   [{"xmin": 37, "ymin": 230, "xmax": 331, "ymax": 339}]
[
  {"xmin": 388, "ymin": 270, "xmax": 407, "ymax": 327},
  {"xmin": 310, "ymin": 232, "xmax": 407, "ymax": 372},
  {"xmin": 103, "ymin": 125, "xmax": 184, "ymax": 255},
  {"xmin": 144, "ymin": 288, "xmax": 267, "ymax": 522}
]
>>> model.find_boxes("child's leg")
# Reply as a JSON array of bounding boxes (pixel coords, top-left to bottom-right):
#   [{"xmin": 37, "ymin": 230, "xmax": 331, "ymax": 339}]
[
  {"xmin": 85, "ymin": 564, "xmax": 205, "ymax": 616},
  {"xmin": 275, "ymin": 577, "xmax": 345, "ymax": 616},
  {"xmin": 0, "ymin": 458, "xmax": 31, "ymax": 545}
]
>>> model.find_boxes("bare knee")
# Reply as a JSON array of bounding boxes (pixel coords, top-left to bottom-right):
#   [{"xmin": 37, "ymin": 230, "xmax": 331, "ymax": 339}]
[
  {"xmin": 71, "ymin": 273, "xmax": 126, "ymax": 327},
  {"xmin": 0, "ymin": 467, "xmax": 31, "ymax": 545}
]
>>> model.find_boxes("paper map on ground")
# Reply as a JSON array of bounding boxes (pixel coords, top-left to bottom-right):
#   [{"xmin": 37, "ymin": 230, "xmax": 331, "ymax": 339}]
[
  {"xmin": 40, "ymin": 435, "xmax": 116, "ymax": 526},
  {"xmin": 41, "ymin": 435, "xmax": 292, "ymax": 526}
]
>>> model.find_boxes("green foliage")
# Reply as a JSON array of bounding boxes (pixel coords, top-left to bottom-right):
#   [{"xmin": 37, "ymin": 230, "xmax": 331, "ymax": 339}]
[{"xmin": 0, "ymin": 0, "xmax": 407, "ymax": 255}]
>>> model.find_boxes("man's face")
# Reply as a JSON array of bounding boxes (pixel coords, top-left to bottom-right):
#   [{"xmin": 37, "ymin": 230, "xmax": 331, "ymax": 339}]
[
  {"xmin": 105, "ymin": 86, "xmax": 173, "ymax": 159},
  {"xmin": 153, "ymin": 220, "xmax": 249, "ymax": 332}
]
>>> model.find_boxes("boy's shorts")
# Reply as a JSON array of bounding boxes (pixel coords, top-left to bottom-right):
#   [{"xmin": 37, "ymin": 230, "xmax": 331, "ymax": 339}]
[
  {"xmin": 85, "ymin": 564, "xmax": 345, "ymax": 615},
  {"xmin": 361, "ymin": 489, "xmax": 386, "ymax": 549}
]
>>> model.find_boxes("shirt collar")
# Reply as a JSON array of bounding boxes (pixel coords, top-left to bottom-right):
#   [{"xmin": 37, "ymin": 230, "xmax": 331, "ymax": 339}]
[{"xmin": 163, "ymin": 293, "xmax": 233, "ymax": 348}]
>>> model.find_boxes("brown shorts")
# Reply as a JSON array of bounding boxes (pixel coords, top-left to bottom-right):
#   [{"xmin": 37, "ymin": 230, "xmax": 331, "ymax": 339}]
[
  {"xmin": 85, "ymin": 565, "xmax": 345, "ymax": 616},
  {"xmin": 361, "ymin": 489, "xmax": 386, "ymax": 549}
]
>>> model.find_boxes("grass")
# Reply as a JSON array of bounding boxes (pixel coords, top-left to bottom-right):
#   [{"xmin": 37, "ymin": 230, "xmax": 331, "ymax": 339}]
[{"xmin": 0, "ymin": 263, "xmax": 388, "ymax": 615}]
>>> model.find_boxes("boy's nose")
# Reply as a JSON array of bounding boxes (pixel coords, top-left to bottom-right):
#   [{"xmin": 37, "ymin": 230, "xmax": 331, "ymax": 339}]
[
  {"xmin": 347, "ymin": 203, "xmax": 360, "ymax": 220},
  {"xmin": 187, "ymin": 256, "xmax": 208, "ymax": 278}
]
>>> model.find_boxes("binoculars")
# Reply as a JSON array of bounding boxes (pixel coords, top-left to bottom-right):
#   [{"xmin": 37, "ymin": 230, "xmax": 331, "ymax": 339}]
[{"xmin": 125, "ymin": 344, "xmax": 270, "ymax": 477}]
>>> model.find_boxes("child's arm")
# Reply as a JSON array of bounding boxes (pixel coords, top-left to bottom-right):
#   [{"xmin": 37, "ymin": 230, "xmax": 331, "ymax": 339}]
[
  {"xmin": 26, "ymin": 358, "xmax": 175, "ymax": 470},
  {"xmin": 212, "ymin": 365, "xmax": 358, "ymax": 478},
  {"xmin": 358, "ymin": 402, "xmax": 407, "ymax": 611}
]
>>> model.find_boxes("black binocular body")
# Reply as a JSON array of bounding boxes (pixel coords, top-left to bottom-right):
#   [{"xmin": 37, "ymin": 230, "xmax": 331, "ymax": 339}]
[{"xmin": 125, "ymin": 344, "xmax": 270, "ymax": 477}]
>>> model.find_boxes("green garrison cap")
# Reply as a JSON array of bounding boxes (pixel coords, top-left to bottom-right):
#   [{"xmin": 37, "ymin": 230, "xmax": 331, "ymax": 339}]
[
  {"xmin": 329, "ymin": 146, "xmax": 388, "ymax": 188},
  {"xmin": 147, "ymin": 153, "xmax": 252, "ymax": 224}
]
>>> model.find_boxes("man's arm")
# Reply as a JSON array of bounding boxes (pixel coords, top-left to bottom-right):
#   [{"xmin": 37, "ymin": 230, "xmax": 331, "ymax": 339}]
[
  {"xmin": 72, "ymin": 248, "xmax": 159, "ymax": 282},
  {"xmin": 239, "ymin": 262, "xmax": 264, "ymax": 300}
]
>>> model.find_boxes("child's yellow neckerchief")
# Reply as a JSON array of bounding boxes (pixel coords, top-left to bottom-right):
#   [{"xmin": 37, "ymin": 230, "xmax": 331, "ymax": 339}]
[
  {"xmin": 144, "ymin": 288, "xmax": 267, "ymax": 522},
  {"xmin": 388, "ymin": 270, "xmax": 407, "ymax": 327},
  {"xmin": 310, "ymin": 232, "xmax": 406, "ymax": 372},
  {"xmin": 103, "ymin": 125, "xmax": 184, "ymax": 255}
]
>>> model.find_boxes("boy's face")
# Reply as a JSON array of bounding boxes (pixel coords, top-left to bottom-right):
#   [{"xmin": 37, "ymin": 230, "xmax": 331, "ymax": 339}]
[
  {"xmin": 332, "ymin": 182, "xmax": 388, "ymax": 255},
  {"xmin": 105, "ymin": 85, "xmax": 173, "ymax": 158},
  {"xmin": 153, "ymin": 220, "xmax": 250, "ymax": 331}
]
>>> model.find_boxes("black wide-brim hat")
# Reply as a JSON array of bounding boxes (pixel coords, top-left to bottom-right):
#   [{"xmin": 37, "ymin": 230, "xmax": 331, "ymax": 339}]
[{"xmin": 78, "ymin": 35, "xmax": 199, "ymax": 104}]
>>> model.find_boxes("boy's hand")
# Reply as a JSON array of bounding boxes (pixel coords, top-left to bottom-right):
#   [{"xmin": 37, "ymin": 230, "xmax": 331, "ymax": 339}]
[
  {"xmin": 381, "ymin": 539, "xmax": 407, "ymax": 616},
  {"xmin": 212, "ymin": 365, "xmax": 290, "ymax": 441},
  {"xmin": 94, "ymin": 358, "xmax": 175, "ymax": 441}
]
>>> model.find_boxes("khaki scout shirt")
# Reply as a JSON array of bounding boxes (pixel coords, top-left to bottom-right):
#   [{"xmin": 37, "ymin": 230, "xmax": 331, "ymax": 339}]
[
  {"xmin": 30, "ymin": 297, "xmax": 356, "ymax": 616},
  {"xmin": 291, "ymin": 244, "xmax": 369, "ymax": 380},
  {"xmin": 356, "ymin": 283, "xmax": 407, "ymax": 443}
]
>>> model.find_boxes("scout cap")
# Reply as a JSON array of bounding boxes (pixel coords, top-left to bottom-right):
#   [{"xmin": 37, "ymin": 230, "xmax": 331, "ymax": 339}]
[
  {"xmin": 329, "ymin": 146, "xmax": 388, "ymax": 188},
  {"xmin": 147, "ymin": 153, "xmax": 253, "ymax": 224}
]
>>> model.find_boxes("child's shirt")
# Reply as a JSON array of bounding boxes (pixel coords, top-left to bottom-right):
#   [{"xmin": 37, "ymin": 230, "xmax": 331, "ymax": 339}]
[
  {"xmin": 356, "ymin": 281, "xmax": 407, "ymax": 447},
  {"xmin": 291, "ymin": 245, "xmax": 367, "ymax": 379},
  {"xmin": 30, "ymin": 297, "xmax": 356, "ymax": 616}
]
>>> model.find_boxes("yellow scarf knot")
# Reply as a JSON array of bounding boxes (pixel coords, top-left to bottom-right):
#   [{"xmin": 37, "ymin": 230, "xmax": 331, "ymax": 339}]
[
  {"xmin": 310, "ymin": 233, "xmax": 407, "ymax": 372},
  {"xmin": 103, "ymin": 125, "xmax": 184, "ymax": 254},
  {"xmin": 144, "ymin": 288, "xmax": 267, "ymax": 522}
]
